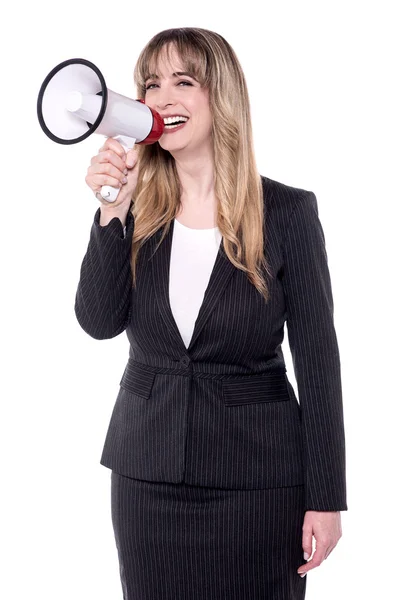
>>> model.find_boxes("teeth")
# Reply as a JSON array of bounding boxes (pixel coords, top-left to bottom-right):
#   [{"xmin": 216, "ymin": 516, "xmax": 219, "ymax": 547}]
[
  {"xmin": 163, "ymin": 116, "xmax": 189, "ymax": 124},
  {"xmin": 164, "ymin": 123, "xmax": 185, "ymax": 129}
]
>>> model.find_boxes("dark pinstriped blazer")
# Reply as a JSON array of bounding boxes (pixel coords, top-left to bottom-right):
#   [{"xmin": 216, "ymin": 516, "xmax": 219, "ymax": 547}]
[{"xmin": 74, "ymin": 175, "xmax": 348, "ymax": 512}]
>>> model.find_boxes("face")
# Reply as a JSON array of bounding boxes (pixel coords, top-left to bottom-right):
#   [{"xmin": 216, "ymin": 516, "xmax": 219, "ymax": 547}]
[{"xmin": 144, "ymin": 46, "xmax": 213, "ymax": 157}]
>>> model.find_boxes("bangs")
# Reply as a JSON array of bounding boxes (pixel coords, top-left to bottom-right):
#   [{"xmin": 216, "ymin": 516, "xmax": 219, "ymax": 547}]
[{"xmin": 135, "ymin": 37, "xmax": 211, "ymax": 94}]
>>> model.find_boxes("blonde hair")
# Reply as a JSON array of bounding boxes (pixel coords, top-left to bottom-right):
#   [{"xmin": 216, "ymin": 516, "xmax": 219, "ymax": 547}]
[{"xmin": 130, "ymin": 27, "xmax": 272, "ymax": 301}]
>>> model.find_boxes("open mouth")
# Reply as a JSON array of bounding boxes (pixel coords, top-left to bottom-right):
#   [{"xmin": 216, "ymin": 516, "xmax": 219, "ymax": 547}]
[
  {"xmin": 163, "ymin": 117, "xmax": 189, "ymax": 131},
  {"xmin": 164, "ymin": 122, "xmax": 187, "ymax": 129}
]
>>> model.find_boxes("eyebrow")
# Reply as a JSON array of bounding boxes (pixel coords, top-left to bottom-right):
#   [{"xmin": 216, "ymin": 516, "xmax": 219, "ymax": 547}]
[{"xmin": 145, "ymin": 71, "xmax": 197, "ymax": 82}]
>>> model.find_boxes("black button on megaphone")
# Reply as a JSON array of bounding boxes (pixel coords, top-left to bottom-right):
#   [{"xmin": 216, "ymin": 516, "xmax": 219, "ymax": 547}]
[{"xmin": 37, "ymin": 58, "xmax": 165, "ymax": 202}]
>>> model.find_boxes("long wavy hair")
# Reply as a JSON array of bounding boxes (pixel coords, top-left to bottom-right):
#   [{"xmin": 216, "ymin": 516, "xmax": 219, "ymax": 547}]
[{"xmin": 129, "ymin": 27, "xmax": 272, "ymax": 301}]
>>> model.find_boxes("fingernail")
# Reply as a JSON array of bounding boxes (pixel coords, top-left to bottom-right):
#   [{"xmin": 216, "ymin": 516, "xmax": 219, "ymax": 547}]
[
  {"xmin": 300, "ymin": 573, "xmax": 306, "ymax": 578},
  {"xmin": 124, "ymin": 168, "xmax": 128, "ymax": 175},
  {"xmin": 304, "ymin": 552, "xmax": 310, "ymax": 560},
  {"xmin": 121, "ymin": 177, "xmax": 127, "ymax": 184}
]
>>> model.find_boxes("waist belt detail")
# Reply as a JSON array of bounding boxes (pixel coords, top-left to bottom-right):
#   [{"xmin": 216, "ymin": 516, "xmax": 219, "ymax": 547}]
[{"xmin": 124, "ymin": 357, "xmax": 287, "ymax": 380}]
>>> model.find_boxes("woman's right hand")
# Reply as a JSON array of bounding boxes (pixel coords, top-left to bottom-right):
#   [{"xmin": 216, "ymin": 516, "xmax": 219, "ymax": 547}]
[{"xmin": 85, "ymin": 137, "xmax": 139, "ymax": 210}]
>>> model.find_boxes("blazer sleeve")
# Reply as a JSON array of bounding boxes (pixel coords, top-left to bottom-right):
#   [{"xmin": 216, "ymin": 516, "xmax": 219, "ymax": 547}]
[
  {"xmin": 74, "ymin": 204, "xmax": 134, "ymax": 340},
  {"xmin": 282, "ymin": 191, "xmax": 348, "ymax": 511}
]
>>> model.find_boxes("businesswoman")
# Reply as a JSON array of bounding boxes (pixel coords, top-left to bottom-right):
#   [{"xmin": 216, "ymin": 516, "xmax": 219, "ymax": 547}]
[{"xmin": 76, "ymin": 27, "xmax": 348, "ymax": 600}]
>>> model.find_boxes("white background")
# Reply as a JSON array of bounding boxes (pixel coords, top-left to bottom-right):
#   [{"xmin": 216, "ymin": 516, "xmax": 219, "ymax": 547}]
[{"xmin": 1, "ymin": 0, "xmax": 399, "ymax": 598}]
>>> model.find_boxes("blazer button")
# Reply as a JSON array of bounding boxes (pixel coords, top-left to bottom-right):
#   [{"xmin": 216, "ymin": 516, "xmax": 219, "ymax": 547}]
[{"xmin": 180, "ymin": 356, "xmax": 190, "ymax": 366}]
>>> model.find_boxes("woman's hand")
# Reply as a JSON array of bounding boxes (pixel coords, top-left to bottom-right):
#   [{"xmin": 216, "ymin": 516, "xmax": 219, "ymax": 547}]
[
  {"xmin": 297, "ymin": 511, "xmax": 342, "ymax": 577},
  {"xmin": 85, "ymin": 137, "xmax": 139, "ymax": 210}
]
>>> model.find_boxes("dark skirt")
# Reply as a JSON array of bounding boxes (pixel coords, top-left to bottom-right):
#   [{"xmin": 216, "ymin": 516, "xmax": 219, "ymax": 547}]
[{"xmin": 110, "ymin": 471, "xmax": 308, "ymax": 600}]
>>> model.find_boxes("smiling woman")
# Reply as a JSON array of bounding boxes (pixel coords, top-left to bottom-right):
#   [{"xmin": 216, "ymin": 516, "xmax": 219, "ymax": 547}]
[{"xmin": 74, "ymin": 25, "xmax": 347, "ymax": 600}]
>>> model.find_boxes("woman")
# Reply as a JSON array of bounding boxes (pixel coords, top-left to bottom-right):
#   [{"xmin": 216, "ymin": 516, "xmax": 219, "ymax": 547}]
[{"xmin": 76, "ymin": 27, "xmax": 347, "ymax": 600}]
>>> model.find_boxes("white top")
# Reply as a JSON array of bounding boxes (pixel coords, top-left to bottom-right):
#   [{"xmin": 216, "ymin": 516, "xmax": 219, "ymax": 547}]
[{"xmin": 169, "ymin": 218, "xmax": 222, "ymax": 348}]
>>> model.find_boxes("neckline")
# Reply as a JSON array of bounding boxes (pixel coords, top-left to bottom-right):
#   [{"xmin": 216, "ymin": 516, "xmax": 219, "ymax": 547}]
[{"xmin": 174, "ymin": 218, "xmax": 219, "ymax": 231}]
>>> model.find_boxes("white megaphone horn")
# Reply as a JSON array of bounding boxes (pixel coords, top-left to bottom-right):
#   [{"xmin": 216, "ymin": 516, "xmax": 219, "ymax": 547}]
[{"xmin": 37, "ymin": 58, "xmax": 165, "ymax": 203}]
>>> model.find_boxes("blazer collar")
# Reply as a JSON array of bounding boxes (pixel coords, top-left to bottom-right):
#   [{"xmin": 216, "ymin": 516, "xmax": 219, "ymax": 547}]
[{"xmin": 150, "ymin": 218, "xmax": 237, "ymax": 353}]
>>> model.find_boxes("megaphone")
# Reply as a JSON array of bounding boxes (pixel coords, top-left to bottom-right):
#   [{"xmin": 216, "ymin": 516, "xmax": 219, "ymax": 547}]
[{"xmin": 37, "ymin": 58, "xmax": 165, "ymax": 202}]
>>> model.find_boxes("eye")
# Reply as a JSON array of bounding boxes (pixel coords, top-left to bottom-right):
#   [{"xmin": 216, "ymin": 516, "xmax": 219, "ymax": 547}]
[{"xmin": 145, "ymin": 80, "xmax": 193, "ymax": 91}]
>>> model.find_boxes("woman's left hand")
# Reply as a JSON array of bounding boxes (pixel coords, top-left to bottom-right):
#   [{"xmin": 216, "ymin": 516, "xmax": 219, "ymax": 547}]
[{"xmin": 297, "ymin": 511, "xmax": 342, "ymax": 577}]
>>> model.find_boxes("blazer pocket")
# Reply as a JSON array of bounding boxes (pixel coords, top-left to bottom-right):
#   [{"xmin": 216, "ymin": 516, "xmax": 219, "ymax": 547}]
[
  {"xmin": 119, "ymin": 361, "xmax": 156, "ymax": 399},
  {"xmin": 222, "ymin": 372, "xmax": 290, "ymax": 406}
]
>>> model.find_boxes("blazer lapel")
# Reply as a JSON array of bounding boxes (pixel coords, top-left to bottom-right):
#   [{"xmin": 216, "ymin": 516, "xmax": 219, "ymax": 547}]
[{"xmin": 150, "ymin": 218, "xmax": 237, "ymax": 353}]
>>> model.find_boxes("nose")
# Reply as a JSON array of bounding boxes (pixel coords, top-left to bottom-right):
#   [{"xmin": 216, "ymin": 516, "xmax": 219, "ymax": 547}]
[
  {"xmin": 156, "ymin": 98, "xmax": 173, "ymax": 110},
  {"xmin": 154, "ymin": 86, "xmax": 175, "ymax": 110}
]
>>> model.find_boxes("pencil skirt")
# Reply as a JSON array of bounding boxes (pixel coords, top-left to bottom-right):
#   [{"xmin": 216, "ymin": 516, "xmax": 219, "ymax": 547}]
[{"xmin": 110, "ymin": 471, "xmax": 308, "ymax": 600}]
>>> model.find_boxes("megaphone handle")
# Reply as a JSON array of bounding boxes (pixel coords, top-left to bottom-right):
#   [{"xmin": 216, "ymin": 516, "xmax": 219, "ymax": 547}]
[{"xmin": 100, "ymin": 135, "xmax": 136, "ymax": 203}]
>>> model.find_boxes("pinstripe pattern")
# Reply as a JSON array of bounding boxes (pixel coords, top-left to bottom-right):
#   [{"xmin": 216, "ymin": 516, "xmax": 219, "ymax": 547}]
[
  {"xmin": 74, "ymin": 175, "xmax": 347, "ymax": 512},
  {"xmin": 75, "ymin": 205, "xmax": 133, "ymax": 339},
  {"xmin": 111, "ymin": 471, "xmax": 307, "ymax": 600}
]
